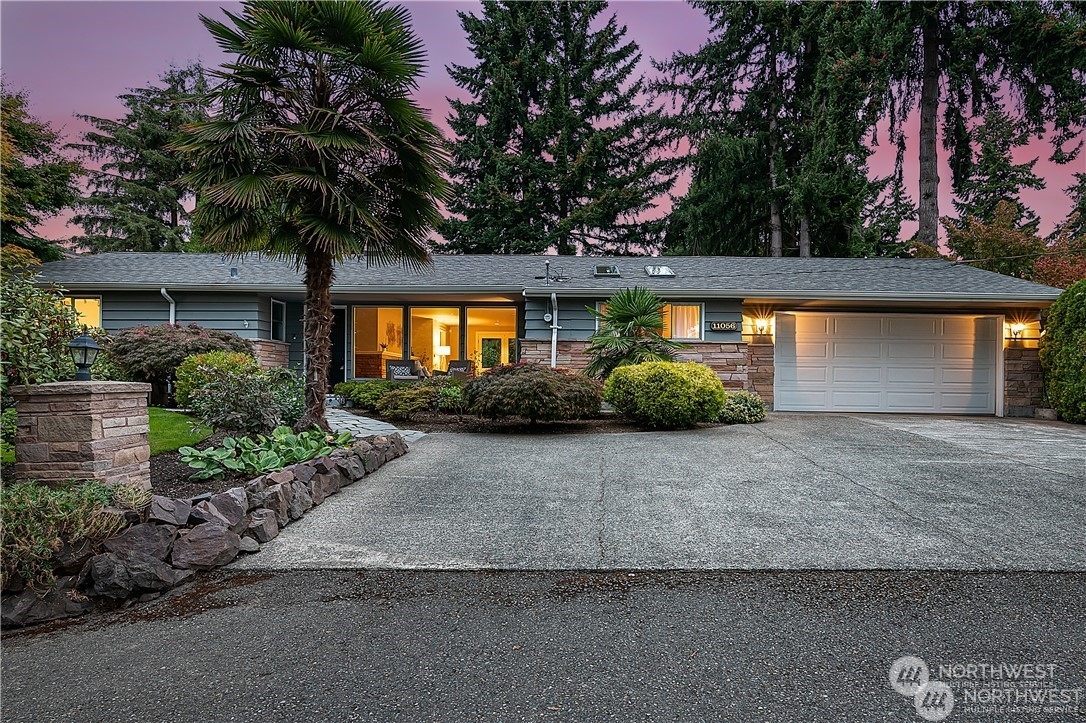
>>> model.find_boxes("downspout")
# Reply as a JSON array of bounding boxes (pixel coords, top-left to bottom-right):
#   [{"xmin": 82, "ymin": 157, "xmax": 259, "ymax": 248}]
[
  {"xmin": 160, "ymin": 287, "xmax": 176, "ymax": 325},
  {"xmin": 550, "ymin": 292, "xmax": 560, "ymax": 368}
]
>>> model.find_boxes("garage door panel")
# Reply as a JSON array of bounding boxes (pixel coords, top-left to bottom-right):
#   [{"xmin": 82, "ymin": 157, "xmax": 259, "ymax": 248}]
[
  {"xmin": 887, "ymin": 366, "xmax": 936, "ymax": 384},
  {"xmin": 887, "ymin": 342, "xmax": 936, "ymax": 359},
  {"xmin": 888, "ymin": 318, "xmax": 937, "ymax": 337},
  {"xmin": 833, "ymin": 366, "xmax": 882, "ymax": 383},
  {"xmin": 833, "ymin": 342, "xmax": 882, "ymax": 359},
  {"xmin": 830, "ymin": 391, "xmax": 884, "ymax": 409},
  {"xmin": 795, "ymin": 342, "xmax": 829, "ymax": 359},
  {"xmin": 776, "ymin": 313, "xmax": 997, "ymax": 415}
]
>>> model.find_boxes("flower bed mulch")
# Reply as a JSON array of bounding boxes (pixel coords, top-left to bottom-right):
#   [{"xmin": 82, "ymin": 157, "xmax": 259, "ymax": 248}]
[
  {"xmin": 354, "ymin": 410, "xmax": 706, "ymax": 435},
  {"xmin": 150, "ymin": 430, "xmax": 250, "ymax": 499}
]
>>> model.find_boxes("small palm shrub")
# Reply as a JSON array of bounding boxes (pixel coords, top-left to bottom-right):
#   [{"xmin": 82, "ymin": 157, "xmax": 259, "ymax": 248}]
[
  {"xmin": 333, "ymin": 380, "xmax": 410, "ymax": 411},
  {"xmin": 584, "ymin": 287, "xmax": 688, "ymax": 379},
  {"xmin": 175, "ymin": 351, "xmax": 261, "ymax": 408},
  {"xmin": 717, "ymin": 390, "xmax": 767, "ymax": 424},
  {"xmin": 465, "ymin": 362, "xmax": 602, "ymax": 423},
  {"xmin": 109, "ymin": 323, "xmax": 253, "ymax": 388},
  {"xmin": 604, "ymin": 361, "xmax": 726, "ymax": 429},
  {"xmin": 1039, "ymin": 279, "xmax": 1086, "ymax": 423}
]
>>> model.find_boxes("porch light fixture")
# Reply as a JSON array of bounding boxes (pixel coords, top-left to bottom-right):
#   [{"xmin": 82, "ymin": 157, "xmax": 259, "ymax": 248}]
[
  {"xmin": 1009, "ymin": 322, "xmax": 1026, "ymax": 340},
  {"xmin": 754, "ymin": 317, "xmax": 770, "ymax": 334},
  {"xmin": 68, "ymin": 330, "xmax": 103, "ymax": 381}
]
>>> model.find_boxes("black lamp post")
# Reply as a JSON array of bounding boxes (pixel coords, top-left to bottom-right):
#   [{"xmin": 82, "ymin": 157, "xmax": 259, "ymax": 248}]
[{"xmin": 68, "ymin": 331, "xmax": 103, "ymax": 381}]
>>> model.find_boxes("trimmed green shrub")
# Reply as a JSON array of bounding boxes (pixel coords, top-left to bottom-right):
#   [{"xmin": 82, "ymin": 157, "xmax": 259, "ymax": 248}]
[
  {"xmin": 179, "ymin": 426, "xmax": 354, "ymax": 481},
  {"xmin": 1, "ymin": 480, "xmax": 149, "ymax": 590},
  {"xmin": 465, "ymin": 362, "xmax": 602, "ymax": 423},
  {"xmin": 717, "ymin": 390, "xmax": 767, "ymax": 424},
  {"xmin": 604, "ymin": 361, "xmax": 726, "ymax": 429},
  {"xmin": 0, "ymin": 272, "xmax": 82, "ymax": 392},
  {"xmin": 266, "ymin": 367, "xmax": 305, "ymax": 427},
  {"xmin": 376, "ymin": 384, "xmax": 439, "ymax": 420},
  {"xmin": 175, "ymin": 351, "xmax": 261, "ymax": 408},
  {"xmin": 1039, "ymin": 279, "xmax": 1086, "ymax": 423},
  {"xmin": 109, "ymin": 323, "xmax": 253, "ymax": 388},
  {"xmin": 434, "ymin": 377, "xmax": 468, "ymax": 414},
  {"xmin": 333, "ymin": 379, "xmax": 409, "ymax": 411}
]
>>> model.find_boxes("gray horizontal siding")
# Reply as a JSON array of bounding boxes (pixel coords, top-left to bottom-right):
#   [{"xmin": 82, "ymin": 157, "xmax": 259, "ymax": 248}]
[
  {"xmin": 525, "ymin": 295, "xmax": 743, "ymax": 342},
  {"xmin": 286, "ymin": 302, "xmax": 305, "ymax": 369},
  {"xmin": 99, "ymin": 291, "xmax": 264, "ymax": 339}
]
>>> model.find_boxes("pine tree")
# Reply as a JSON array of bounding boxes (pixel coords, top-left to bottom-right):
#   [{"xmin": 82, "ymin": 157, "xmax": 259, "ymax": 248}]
[
  {"xmin": 70, "ymin": 64, "xmax": 209, "ymax": 252},
  {"xmin": 879, "ymin": 2, "xmax": 1086, "ymax": 249},
  {"xmin": 657, "ymin": 2, "xmax": 900, "ymax": 257},
  {"xmin": 951, "ymin": 109, "xmax": 1044, "ymax": 230},
  {"xmin": 0, "ymin": 86, "xmax": 83, "ymax": 261},
  {"xmin": 442, "ymin": 0, "xmax": 674, "ymax": 255}
]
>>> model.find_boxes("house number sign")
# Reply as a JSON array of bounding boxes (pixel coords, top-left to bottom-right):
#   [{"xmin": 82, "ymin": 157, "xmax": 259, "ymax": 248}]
[{"xmin": 709, "ymin": 321, "xmax": 741, "ymax": 332}]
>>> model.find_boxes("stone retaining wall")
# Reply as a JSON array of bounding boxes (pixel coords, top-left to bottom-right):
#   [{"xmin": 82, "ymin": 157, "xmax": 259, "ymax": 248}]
[
  {"xmin": 10, "ymin": 381, "xmax": 152, "ymax": 489},
  {"xmin": 0, "ymin": 433, "xmax": 409, "ymax": 628}
]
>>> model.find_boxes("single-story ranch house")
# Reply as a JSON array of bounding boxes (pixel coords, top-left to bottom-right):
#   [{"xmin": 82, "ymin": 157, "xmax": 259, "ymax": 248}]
[{"xmin": 37, "ymin": 252, "xmax": 1061, "ymax": 417}]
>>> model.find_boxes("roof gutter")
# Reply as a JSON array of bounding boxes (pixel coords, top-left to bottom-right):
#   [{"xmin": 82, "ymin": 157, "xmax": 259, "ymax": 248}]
[
  {"xmin": 520, "ymin": 287, "xmax": 1063, "ymax": 303},
  {"xmin": 160, "ymin": 287, "xmax": 176, "ymax": 325}
]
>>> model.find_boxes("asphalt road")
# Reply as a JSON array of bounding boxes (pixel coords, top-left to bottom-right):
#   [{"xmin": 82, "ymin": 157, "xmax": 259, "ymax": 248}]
[
  {"xmin": 3, "ymin": 570, "xmax": 1084, "ymax": 723},
  {"xmin": 236, "ymin": 414, "xmax": 1086, "ymax": 571}
]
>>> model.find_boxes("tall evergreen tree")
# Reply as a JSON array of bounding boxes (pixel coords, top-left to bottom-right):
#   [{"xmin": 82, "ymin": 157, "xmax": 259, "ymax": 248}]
[
  {"xmin": 657, "ymin": 2, "xmax": 901, "ymax": 257},
  {"xmin": 443, "ymin": 0, "xmax": 674, "ymax": 256},
  {"xmin": 0, "ymin": 86, "xmax": 83, "ymax": 262},
  {"xmin": 951, "ymin": 108, "xmax": 1044, "ymax": 230},
  {"xmin": 879, "ymin": 1, "xmax": 1086, "ymax": 249},
  {"xmin": 70, "ymin": 64, "xmax": 209, "ymax": 252}
]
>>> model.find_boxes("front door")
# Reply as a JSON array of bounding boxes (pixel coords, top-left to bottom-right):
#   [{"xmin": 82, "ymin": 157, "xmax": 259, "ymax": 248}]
[{"xmin": 329, "ymin": 308, "xmax": 347, "ymax": 389}]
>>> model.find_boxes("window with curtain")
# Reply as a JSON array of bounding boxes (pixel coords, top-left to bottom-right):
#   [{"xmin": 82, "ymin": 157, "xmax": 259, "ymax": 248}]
[{"xmin": 663, "ymin": 304, "xmax": 702, "ymax": 340}]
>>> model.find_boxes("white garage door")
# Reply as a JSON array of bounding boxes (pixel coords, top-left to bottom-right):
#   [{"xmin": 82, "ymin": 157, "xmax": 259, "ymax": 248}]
[{"xmin": 775, "ymin": 313, "xmax": 999, "ymax": 414}]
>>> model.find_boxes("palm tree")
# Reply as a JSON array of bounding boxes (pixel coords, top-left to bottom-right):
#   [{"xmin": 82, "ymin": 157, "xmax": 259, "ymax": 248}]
[
  {"xmin": 584, "ymin": 286, "xmax": 687, "ymax": 379},
  {"xmin": 177, "ymin": 0, "xmax": 447, "ymax": 429}
]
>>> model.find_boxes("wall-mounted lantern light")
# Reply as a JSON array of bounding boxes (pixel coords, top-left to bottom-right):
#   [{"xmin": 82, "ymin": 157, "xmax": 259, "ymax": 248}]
[
  {"xmin": 1009, "ymin": 322, "xmax": 1026, "ymax": 340},
  {"xmin": 68, "ymin": 331, "xmax": 103, "ymax": 381},
  {"xmin": 754, "ymin": 317, "xmax": 770, "ymax": 335}
]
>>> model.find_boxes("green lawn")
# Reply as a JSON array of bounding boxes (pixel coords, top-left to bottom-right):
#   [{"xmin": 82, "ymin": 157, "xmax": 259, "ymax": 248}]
[{"xmin": 149, "ymin": 407, "xmax": 211, "ymax": 456}]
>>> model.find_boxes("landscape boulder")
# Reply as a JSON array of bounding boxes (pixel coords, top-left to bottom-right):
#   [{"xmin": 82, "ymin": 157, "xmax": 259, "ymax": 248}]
[
  {"xmin": 245, "ymin": 509, "xmax": 279, "ymax": 543},
  {"xmin": 103, "ymin": 523, "xmax": 177, "ymax": 561},
  {"xmin": 2, "ymin": 576, "xmax": 94, "ymax": 628},
  {"xmin": 262, "ymin": 483, "xmax": 290, "ymax": 526},
  {"xmin": 287, "ymin": 481, "xmax": 313, "ymax": 520},
  {"xmin": 148, "ymin": 496, "xmax": 192, "ymax": 527},
  {"xmin": 170, "ymin": 524, "xmax": 242, "ymax": 570},
  {"xmin": 208, "ymin": 488, "xmax": 249, "ymax": 532}
]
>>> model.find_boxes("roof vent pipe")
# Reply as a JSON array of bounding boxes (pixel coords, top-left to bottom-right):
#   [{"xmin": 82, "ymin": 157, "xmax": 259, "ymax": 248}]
[
  {"xmin": 550, "ymin": 292, "xmax": 560, "ymax": 368},
  {"xmin": 160, "ymin": 287, "xmax": 176, "ymax": 325}
]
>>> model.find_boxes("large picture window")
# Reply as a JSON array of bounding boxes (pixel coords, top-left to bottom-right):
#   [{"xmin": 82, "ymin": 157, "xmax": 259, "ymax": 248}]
[
  {"xmin": 409, "ymin": 307, "xmax": 460, "ymax": 374},
  {"xmin": 466, "ymin": 307, "xmax": 517, "ymax": 372},
  {"xmin": 353, "ymin": 307, "xmax": 403, "ymax": 378}
]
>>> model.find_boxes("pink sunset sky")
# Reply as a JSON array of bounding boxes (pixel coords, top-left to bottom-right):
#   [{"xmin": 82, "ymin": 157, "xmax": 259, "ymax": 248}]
[{"xmin": 1, "ymin": 0, "xmax": 1080, "ymax": 244}]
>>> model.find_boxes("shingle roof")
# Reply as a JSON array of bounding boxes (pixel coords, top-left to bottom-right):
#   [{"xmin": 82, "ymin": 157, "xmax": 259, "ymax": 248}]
[{"xmin": 35, "ymin": 252, "xmax": 1062, "ymax": 302}]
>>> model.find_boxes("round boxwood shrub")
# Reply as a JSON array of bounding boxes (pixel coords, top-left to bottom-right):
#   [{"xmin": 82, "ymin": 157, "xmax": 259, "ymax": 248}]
[
  {"xmin": 1039, "ymin": 279, "xmax": 1086, "ymax": 423},
  {"xmin": 604, "ymin": 361, "xmax": 725, "ymax": 429},
  {"xmin": 465, "ymin": 362, "xmax": 602, "ymax": 423},
  {"xmin": 717, "ymin": 389, "xmax": 767, "ymax": 424},
  {"xmin": 175, "ymin": 351, "xmax": 261, "ymax": 408}
]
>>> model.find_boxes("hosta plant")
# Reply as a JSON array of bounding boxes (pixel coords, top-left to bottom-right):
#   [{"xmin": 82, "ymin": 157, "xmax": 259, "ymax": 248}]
[{"xmin": 179, "ymin": 427, "xmax": 354, "ymax": 481}]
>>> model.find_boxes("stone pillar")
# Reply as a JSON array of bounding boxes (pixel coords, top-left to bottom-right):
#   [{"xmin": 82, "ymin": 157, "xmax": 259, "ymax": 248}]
[
  {"xmin": 251, "ymin": 339, "xmax": 290, "ymax": 369},
  {"xmin": 1003, "ymin": 344, "xmax": 1044, "ymax": 418},
  {"xmin": 10, "ymin": 381, "xmax": 153, "ymax": 490},
  {"xmin": 747, "ymin": 342, "xmax": 775, "ymax": 409}
]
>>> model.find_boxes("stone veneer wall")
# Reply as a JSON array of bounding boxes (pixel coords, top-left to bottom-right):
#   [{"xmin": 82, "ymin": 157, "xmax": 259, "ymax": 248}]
[
  {"xmin": 11, "ymin": 381, "xmax": 152, "ymax": 489},
  {"xmin": 1004, "ymin": 344, "xmax": 1044, "ymax": 417},
  {"xmin": 251, "ymin": 339, "xmax": 290, "ymax": 369},
  {"xmin": 518, "ymin": 339, "xmax": 750, "ymax": 389},
  {"xmin": 747, "ymin": 342, "xmax": 775, "ymax": 409}
]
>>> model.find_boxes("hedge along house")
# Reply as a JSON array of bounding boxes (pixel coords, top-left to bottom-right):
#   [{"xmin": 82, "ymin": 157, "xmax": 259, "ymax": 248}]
[{"xmin": 37, "ymin": 253, "xmax": 1061, "ymax": 417}]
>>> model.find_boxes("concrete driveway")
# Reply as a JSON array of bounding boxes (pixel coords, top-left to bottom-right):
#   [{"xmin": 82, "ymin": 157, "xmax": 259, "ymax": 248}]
[{"xmin": 237, "ymin": 414, "xmax": 1086, "ymax": 572}]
